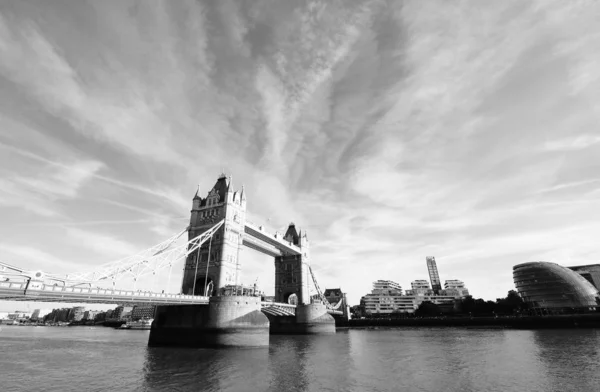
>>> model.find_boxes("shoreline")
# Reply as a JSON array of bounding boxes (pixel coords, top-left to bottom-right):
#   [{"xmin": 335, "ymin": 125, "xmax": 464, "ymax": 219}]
[{"xmin": 337, "ymin": 313, "xmax": 600, "ymax": 329}]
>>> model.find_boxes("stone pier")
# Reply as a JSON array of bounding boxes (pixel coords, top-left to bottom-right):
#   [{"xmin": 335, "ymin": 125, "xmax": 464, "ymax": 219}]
[
  {"xmin": 148, "ymin": 296, "xmax": 270, "ymax": 348},
  {"xmin": 267, "ymin": 303, "xmax": 336, "ymax": 335}
]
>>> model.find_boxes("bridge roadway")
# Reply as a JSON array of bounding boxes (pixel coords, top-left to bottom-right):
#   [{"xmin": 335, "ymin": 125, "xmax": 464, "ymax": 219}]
[
  {"xmin": 0, "ymin": 280, "xmax": 209, "ymax": 305},
  {"xmin": 0, "ymin": 281, "xmax": 341, "ymax": 315}
]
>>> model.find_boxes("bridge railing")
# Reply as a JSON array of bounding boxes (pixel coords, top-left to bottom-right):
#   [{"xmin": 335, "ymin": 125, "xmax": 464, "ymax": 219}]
[
  {"xmin": 0, "ymin": 282, "xmax": 27, "ymax": 290},
  {"xmin": 261, "ymin": 301, "xmax": 296, "ymax": 308},
  {"xmin": 0, "ymin": 281, "xmax": 207, "ymax": 302}
]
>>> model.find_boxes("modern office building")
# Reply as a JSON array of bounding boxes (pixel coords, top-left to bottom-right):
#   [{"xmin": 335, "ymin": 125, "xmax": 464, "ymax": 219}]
[
  {"xmin": 567, "ymin": 264, "xmax": 600, "ymax": 290},
  {"xmin": 444, "ymin": 280, "xmax": 465, "ymax": 289},
  {"xmin": 131, "ymin": 305, "xmax": 156, "ymax": 321},
  {"xmin": 30, "ymin": 309, "xmax": 51, "ymax": 321},
  {"xmin": 94, "ymin": 312, "xmax": 107, "ymax": 322},
  {"xmin": 426, "ymin": 256, "xmax": 442, "ymax": 293},
  {"xmin": 372, "ymin": 280, "xmax": 403, "ymax": 294},
  {"xmin": 513, "ymin": 262, "xmax": 600, "ymax": 311},
  {"xmin": 83, "ymin": 310, "xmax": 101, "ymax": 321},
  {"xmin": 442, "ymin": 280, "xmax": 470, "ymax": 297},
  {"xmin": 68, "ymin": 306, "xmax": 86, "ymax": 322},
  {"xmin": 411, "ymin": 280, "xmax": 430, "ymax": 290},
  {"xmin": 360, "ymin": 280, "xmax": 465, "ymax": 315},
  {"xmin": 112, "ymin": 305, "xmax": 133, "ymax": 320},
  {"xmin": 405, "ymin": 280, "xmax": 433, "ymax": 296}
]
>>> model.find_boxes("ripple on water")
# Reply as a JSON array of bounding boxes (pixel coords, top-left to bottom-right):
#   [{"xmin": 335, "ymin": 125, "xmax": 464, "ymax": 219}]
[{"xmin": 1, "ymin": 327, "xmax": 599, "ymax": 392}]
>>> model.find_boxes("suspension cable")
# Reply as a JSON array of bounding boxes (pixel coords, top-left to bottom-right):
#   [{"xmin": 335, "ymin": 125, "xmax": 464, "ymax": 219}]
[
  {"xmin": 192, "ymin": 250, "xmax": 200, "ymax": 296},
  {"xmin": 204, "ymin": 236, "xmax": 213, "ymax": 296}
]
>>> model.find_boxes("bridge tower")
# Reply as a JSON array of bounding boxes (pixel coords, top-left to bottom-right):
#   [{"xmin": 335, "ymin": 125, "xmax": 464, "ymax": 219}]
[
  {"xmin": 181, "ymin": 173, "xmax": 246, "ymax": 295},
  {"xmin": 275, "ymin": 224, "xmax": 310, "ymax": 305}
]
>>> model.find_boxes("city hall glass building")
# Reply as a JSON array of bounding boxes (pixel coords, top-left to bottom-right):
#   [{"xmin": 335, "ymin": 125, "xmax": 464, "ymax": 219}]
[{"xmin": 513, "ymin": 262, "xmax": 600, "ymax": 311}]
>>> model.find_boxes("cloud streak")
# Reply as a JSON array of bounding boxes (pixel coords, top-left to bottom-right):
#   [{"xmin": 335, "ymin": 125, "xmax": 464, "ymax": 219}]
[{"xmin": 1, "ymin": 0, "xmax": 600, "ymax": 303}]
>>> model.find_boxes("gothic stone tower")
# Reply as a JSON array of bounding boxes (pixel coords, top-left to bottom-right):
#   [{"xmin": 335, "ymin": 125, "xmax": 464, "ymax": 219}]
[
  {"xmin": 181, "ymin": 174, "xmax": 246, "ymax": 295},
  {"xmin": 274, "ymin": 224, "xmax": 310, "ymax": 305}
]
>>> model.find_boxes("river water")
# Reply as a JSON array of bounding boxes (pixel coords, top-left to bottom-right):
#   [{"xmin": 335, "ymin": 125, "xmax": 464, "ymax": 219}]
[{"xmin": 1, "ymin": 326, "xmax": 599, "ymax": 392}]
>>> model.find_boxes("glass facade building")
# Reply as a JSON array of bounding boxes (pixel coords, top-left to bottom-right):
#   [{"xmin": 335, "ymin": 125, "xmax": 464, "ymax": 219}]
[
  {"xmin": 513, "ymin": 262, "xmax": 600, "ymax": 311},
  {"xmin": 426, "ymin": 257, "xmax": 442, "ymax": 293},
  {"xmin": 567, "ymin": 264, "xmax": 600, "ymax": 290}
]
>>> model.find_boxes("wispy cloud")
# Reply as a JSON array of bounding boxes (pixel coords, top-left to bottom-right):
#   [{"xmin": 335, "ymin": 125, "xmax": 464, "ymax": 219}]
[
  {"xmin": 1, "ymin": 0, "xmax": 600, "ymax": 303},
  {"xmin": 0, "ymin": 150, "xmax": 103, "ymax": 216},
  {"xmin": 543, "ymin": 135, "xmax": 600, "ymax": 152},
  {"xmin": 64, "ymin": 227, "xmax": 140, "ymax": 260},
  {"xmin": 0, "ymin": 244, "xmax": 80, "ymax": 272}
]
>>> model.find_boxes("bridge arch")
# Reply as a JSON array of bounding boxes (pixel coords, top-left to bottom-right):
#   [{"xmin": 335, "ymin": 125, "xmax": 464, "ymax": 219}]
[
  {"xmin": 194, "ymin": 277, "xmax": 214, "ymax": 296},
  {"xmin": 283, "ymin": 292, "xmax": 298, "ymax": 305}
]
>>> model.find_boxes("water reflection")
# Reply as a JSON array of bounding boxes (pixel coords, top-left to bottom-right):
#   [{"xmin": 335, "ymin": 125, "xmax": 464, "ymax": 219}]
[
  {"xmin": 4, "ymin": 326, "xmax": 600, "ymax": 392},
  {"xmin": 533, "ymin": 329, "xmax": 600, "ymax": 392},
  {"xmin": 267, "ymin": 332, "xmax": 355, "ymax": 392},
  {"xmin": 267, "ymin": 336, "xmax": 310, "ymax": 392},
  {"xmin": 346, "ymin": 328, "xmax": 551, "ymax": 392},
  {"xmin": 142, "ymin": 346, "xmax": 269, "ymax": 392}
]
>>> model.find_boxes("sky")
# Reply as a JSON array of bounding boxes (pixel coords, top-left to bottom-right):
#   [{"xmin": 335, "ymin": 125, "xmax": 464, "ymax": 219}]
[{"xmin": 1, "ymin": 0, "xmax": 600, "ymax": 311}]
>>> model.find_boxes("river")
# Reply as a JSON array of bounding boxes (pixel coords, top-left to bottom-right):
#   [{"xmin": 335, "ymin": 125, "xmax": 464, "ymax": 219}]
[{"xmin": 1, "ymin": 326, "xmax": 599, "ymax": 391}]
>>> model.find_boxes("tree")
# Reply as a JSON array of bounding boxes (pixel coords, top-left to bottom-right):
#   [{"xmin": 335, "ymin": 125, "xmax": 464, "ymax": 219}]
[
  {"xmin": 459, "ymin": 295, "xmax": 476, "ymax": 314},
  {"xmin": 415, "ymin": 301, "xmax": 441, "ymax": 317},
  {"xmin": 350, "ymin": 305, "xmax": 363, "ymax": 319},
  {"xmin": 495, "ymin": 290, "xmax": 525, "ymax": 315}
]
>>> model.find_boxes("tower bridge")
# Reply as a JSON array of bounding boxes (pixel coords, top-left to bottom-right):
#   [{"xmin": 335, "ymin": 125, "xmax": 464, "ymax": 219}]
[{"xmin": 0, "ymin": 173, "xmax": 343, "ymax": 347}]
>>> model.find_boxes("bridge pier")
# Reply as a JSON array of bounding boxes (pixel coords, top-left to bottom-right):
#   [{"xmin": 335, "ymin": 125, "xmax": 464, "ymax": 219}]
[
  {"xmin": 267, "ymin": 303, "xmax": 336, "ymax": 335},
  {"xmin": 148, "ymin": 296, "xmax": 269, "ymax": 348}
]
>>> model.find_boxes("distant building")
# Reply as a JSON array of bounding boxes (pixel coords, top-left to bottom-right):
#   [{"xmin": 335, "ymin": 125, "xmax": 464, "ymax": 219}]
[
  {"xmin": 406, "ymin": 280, "xmax": 434, "ymax": 296},
  {"xmin": 372, "ymin": 280, "xmax": 403, "ymax": 294},
  {"xmin": 30, "ymin": 309, "xmax": 51, "ymax": 321},
  {"xmin": 360, "ymin": 280, "xmax": 459, "ymax": 315},
  {"xmin": 69, "ymin": 307, "xmax": 86, "ymax": 322},
  {"xmin": 131, "ymin": 305, "xmax": 156, "ymax": 321},
  {"xmin": 323, "ymin": 288, "xmax": 350, "ymax": 320},
  {"xmin": 83, "ymin": 310, "xmax": 101, "ymax": 321},
  {"xmin": 94, "ymin": 312, "xmax": 107, "ymax": 322},
  {"xmin": 568, "ymin": 264, "xmax": 600, "ymax": 290},
  {"xmin": 8, "ymin": 311, "xmax": 31, "ymax": 320},
  {"xmin": 513, "ymin": 262, "xmax": 600, "ymax": 312},
  {"xmin": 44, "ymin": 308, "xmax": 71, "ymax": 323},
  {"xmin": 411, "ymin": 280, "xmax": 430, "ymax": 290},
  {"xmin": 426, "ymin": 257, "xmax": 442, "ymax": 293},
  {"xmin": 444, "ymin": 280, "xmax": 465, "ymax": 289},
  {"xmin": 442, "ymin": 280, "xmax": 470, "ymax": 297},
  {"xmin": 112, "ymin": 306, "xmax": 133, "ymax": 320}
]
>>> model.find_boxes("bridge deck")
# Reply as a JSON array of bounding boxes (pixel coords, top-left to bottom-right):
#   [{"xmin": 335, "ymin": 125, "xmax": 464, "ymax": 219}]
[
  {"xmin": 0, "ymin": 281, "xmax": 343, "ymax": 316},
  {"xmin": 0, "ymin": 282, "xmax": 209, "ymax": 305}
]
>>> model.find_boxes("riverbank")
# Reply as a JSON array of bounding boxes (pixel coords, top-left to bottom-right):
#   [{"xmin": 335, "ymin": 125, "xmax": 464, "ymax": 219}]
[
  {"xmin": 339, "ymin": 313, "xmax": 600, "ymax": 329},
  {"xmin": 0, "ymin": 320, "xmax": 126, "ymax": 328}
]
